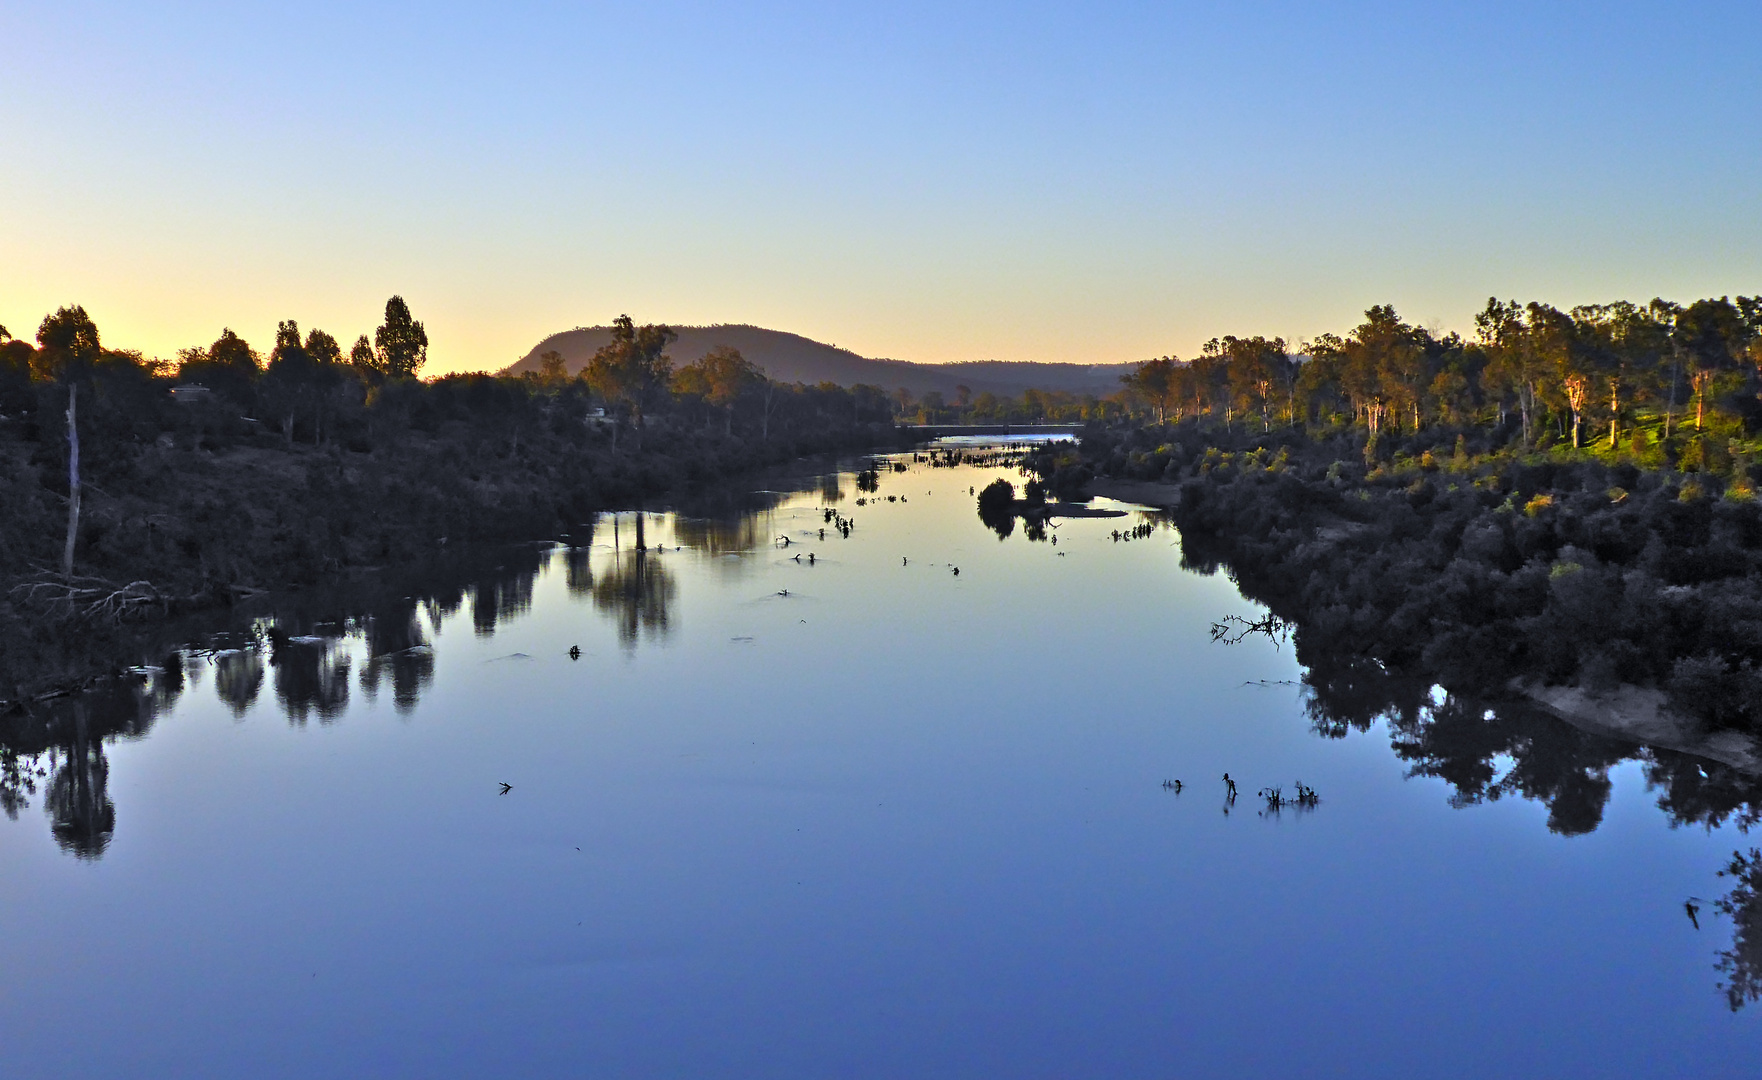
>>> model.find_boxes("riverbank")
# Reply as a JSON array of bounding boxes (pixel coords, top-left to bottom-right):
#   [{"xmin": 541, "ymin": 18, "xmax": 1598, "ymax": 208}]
[
  {"xmin": 1045, "ymin": 424, "xmax": 1762, "ymax": 743},
  {"xmin": 1, "ymin": 423, "xmax": 897, "ymax": 707}
]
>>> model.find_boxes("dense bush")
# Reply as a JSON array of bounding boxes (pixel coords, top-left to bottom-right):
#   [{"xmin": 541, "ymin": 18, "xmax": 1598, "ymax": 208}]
[{"xmin": 1045, "ymin": 420, "xmax": 1762, "ymax": 738}]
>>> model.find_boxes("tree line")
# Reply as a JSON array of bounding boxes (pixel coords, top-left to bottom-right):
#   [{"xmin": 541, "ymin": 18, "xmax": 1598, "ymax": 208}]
[
  {"xmin": 1119, "ymin": 296, "xmax": 1762, "ymax": 462},
  {"xmin": 0, "ymin": 297, "xmax": 907, "ymax": 703},
  {"xmin": 0, "ymin": 298, "xmax": 909, "ymax": 455}
]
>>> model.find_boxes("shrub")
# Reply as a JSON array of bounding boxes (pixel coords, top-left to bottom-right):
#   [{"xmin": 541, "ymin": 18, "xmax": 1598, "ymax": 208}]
[{"xmin": 977, "ymin": 478, "xmax": 1014, "ymax": 514}]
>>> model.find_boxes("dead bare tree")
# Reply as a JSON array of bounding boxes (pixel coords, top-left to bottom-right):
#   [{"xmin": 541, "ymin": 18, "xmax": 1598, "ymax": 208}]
[{"xmin": 63, "ymin": 384, "xmax": 79, "ymax": 581}]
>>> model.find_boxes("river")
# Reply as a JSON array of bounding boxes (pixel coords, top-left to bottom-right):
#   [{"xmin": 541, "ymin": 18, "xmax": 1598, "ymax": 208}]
[{"xmin": 1, "ymin": 445, "xmax": 1756, "ymax": 1076}]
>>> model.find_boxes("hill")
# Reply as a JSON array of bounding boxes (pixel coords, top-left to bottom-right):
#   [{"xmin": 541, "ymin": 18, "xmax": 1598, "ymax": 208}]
[{"xmin": 505, "ymin": 324, "xmax": 1135, "ymax": 400}]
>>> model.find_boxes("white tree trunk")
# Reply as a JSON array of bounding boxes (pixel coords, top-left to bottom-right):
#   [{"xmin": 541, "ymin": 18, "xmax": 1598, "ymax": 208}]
[{"xmin": 63, "ymin": 384, "xmax": 80, "ymax": 580}]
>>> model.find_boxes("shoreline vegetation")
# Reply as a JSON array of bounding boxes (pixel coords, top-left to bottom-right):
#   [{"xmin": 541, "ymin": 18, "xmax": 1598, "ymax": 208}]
[
  {"xmin": 1029, "ymin": 294, "xmax": 1762, "ymax": 749},
  {"xmin": 0, "ymin": 301, "xmax": 907, "ymax": 705},
  {"xmin": 1007, "ymin": 292, "xmax": 1762, "ymax": 1009},
  {"xmin": 1038, "ymin": 438, "xmax": 1762, "ymax": 1009}
]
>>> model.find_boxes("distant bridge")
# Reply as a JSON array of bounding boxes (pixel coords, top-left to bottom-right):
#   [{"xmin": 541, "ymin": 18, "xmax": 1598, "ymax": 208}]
[{"xmin": 902, "ymin": 423, "xmax": 1084, "ymax": 440}]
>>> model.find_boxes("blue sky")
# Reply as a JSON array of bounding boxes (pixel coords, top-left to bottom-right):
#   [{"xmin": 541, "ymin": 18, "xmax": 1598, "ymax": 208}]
[{"xmin": 2, "ymin": 1, "xmax": 1758, "ymax": 373}]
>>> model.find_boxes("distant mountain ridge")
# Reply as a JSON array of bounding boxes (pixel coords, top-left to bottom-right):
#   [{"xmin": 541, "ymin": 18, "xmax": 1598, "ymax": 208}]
[{"xmin": 505, "ymin": 324, "xmax": 1136, "ymax": 399}]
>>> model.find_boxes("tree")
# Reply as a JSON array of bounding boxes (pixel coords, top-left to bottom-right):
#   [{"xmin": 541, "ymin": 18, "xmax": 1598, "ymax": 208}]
[
  {"xmin": 1676, "ymin": 297, "xmax": 1747, "ymax": 431},
  {"xmin": 178, "ymin": 328, "xmax": 261, "ymax": 406},
  {"xmin": 582, "ymin": 315, "xmax": 676, "ymax": 437},
  {"xmin": 674, "ymin": 345, "xmax": 762, "ymax": 434},
  {"xmin": 1327, "ymin": 308, "xmax": 1425, "ymax": 456},
  {"xmin": 1648, "ymin": 299, "xmax": 1687, "ymax": 437},
  {"xmin": 757, "ymin": 378, "xmax": 783, "ymax": 440},
  {"xmin": 34, "ymin": 305, "xmax": 101, "ymax": 383},
  {"xmin": 374, "ymin": 296, "xmax": 428, "ymax": 378},
  {"xmin": 305, "ymin": 329, "xmax": 343, "ymax": 367},
  {"xmin": 0, "ymin": 336, "xmax": 32, "ymax": 416},
  {"xmin": 537, "ymin": 350, "xmax": 569, "ymax": 385},
  {"xmin": 265, "ymin": 320, "xmax": 314, "ymax": 444},
  {"xmin": 300, "ymin": 328, "xmax": 346, "ymax": 445},
  {"xmin": 1218, "ymin": 337, "xmax": 1292, "ymax": 431},
  {"xmin": 349, "ymin": 335, "xmax": 378, "ymax": 376},
  {"xmin": 1346, "ymin": 307, "xmax": 1429, "ymax": 437},
  {"xmin": 1122, "ymin": 357, "xmax": 1177, "ymax": 422},
  {"xmin": 37, "ymin": 306, "xmax": 103, "ymax": 579},
  {"xmin": 1478, "ymin": 298, "xmax": 1543, "ymax": 446},
  {"xmin": 1526, "ymin": 303, "xmax": 1591, "ymax": 447},
  {"xmin": 1294, "ymin": 335, "xmax": 1348, "ymax": 426}
]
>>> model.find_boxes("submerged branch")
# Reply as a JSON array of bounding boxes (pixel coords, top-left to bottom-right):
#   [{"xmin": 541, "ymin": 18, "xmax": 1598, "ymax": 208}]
[{"xmin": 1210, "ymin": 612, "xmax": 1292, "ymax": 649}]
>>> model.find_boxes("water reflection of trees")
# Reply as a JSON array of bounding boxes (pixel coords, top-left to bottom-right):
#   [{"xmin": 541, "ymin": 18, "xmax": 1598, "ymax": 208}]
[
  {"xmin": 1715, "ymin": 849, "xmax": 1762, "ymax": 1010},
  {"xmin": 0, "ymin": 542, "xmax": 561, "ymax": 858},
  {"xmin": 592, "ymin": 516, "xmax": 677, "ymax": 648},
  {"xmin": 0, "ymin": 676, "xmax": 165, "ymax": 858},
  {"xmin": 1196, "ymin": 527, "xmax": 1762, "ymax": 1008},
  {"xmin": 213, "ymin": 647, "xmax": 265, "ymax": 718},
  {"xmin": 270, "ymin": 630, "xmax": 352, "ymax": 724},
  {"xmin": 0, "ymin": 478, "xmax": 854, "ymax": 858},
  {"xmin": 0, "ymin": 472, "xmax": 862, "ymax": 859},
  {"xmin": 472, "ymin": 562, "xmax": 537, "ymax": 636},
  {"xmin": 667, "ymin": 484, "xmax": 798, "ymax": 564},
  {"xmin": 672, "ymin": 512, "xmax": 770, "ymax": 557},
  {"xmin": 564, "ymin": 522, "xmax": 596, "ymax": 597},
  {"xmin": 46, "ymin": 703, "xmax": 115, "ymax": 858}
]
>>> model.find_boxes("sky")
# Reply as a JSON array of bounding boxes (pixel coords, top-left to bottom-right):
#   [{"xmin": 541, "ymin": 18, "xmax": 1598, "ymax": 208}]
[{"xmin": 2, "ymin": 1, "xmax": 1759, "ymax": 375}]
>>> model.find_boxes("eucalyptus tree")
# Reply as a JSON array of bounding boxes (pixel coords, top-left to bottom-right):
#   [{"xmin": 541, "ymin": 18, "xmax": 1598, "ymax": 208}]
[
  {"xmin": 35, "ymin": 306, "xmax": 102, "ymax": 579},
  {"xmin": 1650, "ymin": 299, "xmax": 1686, "ymax": 436},
  {"xmin": 1295, "ymin": 333, "xmax": 1348, "ymax": 427},
  {"xmin": 1120, "ymin": 356, "xmax": 1176, "ymax": 422},
  {"xmin": 1218, "ymin": 336, "xmax": 1292, "ymax": 431},
  {"xmin": 1525, "ymin": 303, "xmax": 1594, "ymax": 447},
  {"xmin": 302, "ymin": 328, "xmax": 346, "ymax": 444},
  {"xmin": 674, "ymin": 345, "xmax": 763, "ymax": 434},
  {"xmin": 1574, "ymin": 301, "xmax": 1667, "ymax": 449},
  {"xmin": 1676, "ymin": 297, "xmax": 1749, "ymax": 431},
  {"xmin": 583, "ymin": 315, "xmax": 676, "ymax": 444},
  {"xmin": 265, "ymin": 320, "xmax": 313, "ymax": 444},
  {"xmin": 535, "ymin": 349, "xmax": 570, "ymax": 386},
  {"xmin": 1319, "ymin": 307, "xmax": 1426, "ymax": 454},
  {"xmin": 1477, "ymin": 299, "xmax": 1543, "ymax": 445}
]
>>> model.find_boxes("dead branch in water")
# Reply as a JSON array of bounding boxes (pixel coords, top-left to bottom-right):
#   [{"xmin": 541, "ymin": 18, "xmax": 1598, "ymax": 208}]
[
  {"xmin": 8, "ymin": 571, "xmax": 199, "ymax": 623},
  {"xmin": 1209, "ymin": 612, "xmax": 1292, "ymax": 649}
]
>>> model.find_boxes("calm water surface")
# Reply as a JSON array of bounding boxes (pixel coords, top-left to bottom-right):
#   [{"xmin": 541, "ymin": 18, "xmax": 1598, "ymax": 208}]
[{"xmin": 2, "ymin": 449, "xmax": 1756, "ymax": 1076}]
